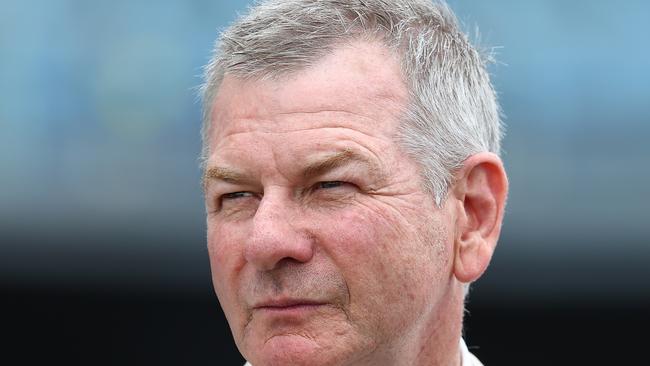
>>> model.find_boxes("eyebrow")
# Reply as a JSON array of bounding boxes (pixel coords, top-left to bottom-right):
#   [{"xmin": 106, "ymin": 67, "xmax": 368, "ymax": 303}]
[
  {"xmin": 203, "ymin": 166, "xmax": 252, "ymax": 190},
  {"xmin": 303, "ymin": 149, "xmax": 380, "ymax": 181},
  {"xmin": 203, "ymin": 149, "xmax": 381, "ymax": 189}
]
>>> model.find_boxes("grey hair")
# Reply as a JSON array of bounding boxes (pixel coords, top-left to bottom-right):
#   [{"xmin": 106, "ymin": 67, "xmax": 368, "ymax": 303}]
[{"xmin": 200, "ymin": 0, "xmax": 503, "ymax": 205}]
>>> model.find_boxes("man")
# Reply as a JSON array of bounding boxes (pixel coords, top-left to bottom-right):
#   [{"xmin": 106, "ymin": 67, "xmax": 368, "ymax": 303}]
[{"xmin": 200, "ymin": 0, "xmax": 508, "ymax": 365}]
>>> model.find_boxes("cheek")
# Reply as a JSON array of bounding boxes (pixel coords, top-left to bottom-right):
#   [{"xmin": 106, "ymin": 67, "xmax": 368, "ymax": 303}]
[
  {"xmin": 207, "ymin": 222, "xmax": 229, "ymax": 282},
  {"xmin": 315, "ymin": 201, "xmax": 450, "ymax": 331},
  {"xmin": 207, "ymin": 222, "xmax": 247, "ymax": 325},
  {"xmin": 317, "ymin": 205, "xmax": 417, "ymax": 304},
  {"xmin": 207, "ymin": 219, "xmax": 248, "ymax": 267}
]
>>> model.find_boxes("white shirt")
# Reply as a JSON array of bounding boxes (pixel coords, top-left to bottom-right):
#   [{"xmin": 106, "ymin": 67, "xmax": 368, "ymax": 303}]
[
  {"xmin": 459, "ymin": 338, "xmax": 484, "ymax": 366},
  {"xmin": 244, "ymin": 338, "xmax": 483, "ymax": 365}
]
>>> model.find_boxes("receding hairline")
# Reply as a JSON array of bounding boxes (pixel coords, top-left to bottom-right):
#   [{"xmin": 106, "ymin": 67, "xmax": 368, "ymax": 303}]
[
  {"xmin": 202, "ymin": 38, "xmax": 409, "ymax": 161},
  {"xmin": 206, "ymin": 37, "xmax": 407, "ymax": 124}
]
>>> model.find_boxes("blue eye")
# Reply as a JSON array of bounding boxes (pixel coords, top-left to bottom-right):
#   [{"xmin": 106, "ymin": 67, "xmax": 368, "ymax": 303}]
[
  {"xmin": 318, "ymin": 181, "xmax": 344, "ymax": 189},
  {"xmin": 222, "ymin": 191, "xmax": 254, "ymax": 200}
]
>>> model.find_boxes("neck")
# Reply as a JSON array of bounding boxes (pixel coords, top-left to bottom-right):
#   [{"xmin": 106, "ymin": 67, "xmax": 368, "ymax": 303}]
[
  {"xmin": 410, "ymin": 281, "xmax": 464, "ymax": 366},
  {"xmin": 404, "ymin": 281, "xmax": 465, "ymax": 366},
  {"xmin": 352, "ymin": 281, "xmax": 465, "ymax": 366}
]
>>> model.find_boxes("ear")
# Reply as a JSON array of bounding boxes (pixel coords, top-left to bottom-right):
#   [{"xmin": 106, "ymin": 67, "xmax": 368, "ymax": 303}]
[{"xmin": 452, "ymin": 152, "xmax": 508, "ymax": 283}]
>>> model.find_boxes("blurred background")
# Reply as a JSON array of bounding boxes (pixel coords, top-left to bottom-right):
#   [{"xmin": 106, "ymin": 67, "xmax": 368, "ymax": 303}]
[{"xmin": 2, "ymin": 0, "xmax": 648, "ymax": 364}]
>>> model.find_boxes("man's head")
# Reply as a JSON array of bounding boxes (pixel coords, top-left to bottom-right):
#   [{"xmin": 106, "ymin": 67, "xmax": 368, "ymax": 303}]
[
  {"xmin": 201, "ymin": 0, "xmax": 502, "ymax": 205},
  {"xmin": 201, "ymin": 1, "xmax": 507, "ymax": 365}
]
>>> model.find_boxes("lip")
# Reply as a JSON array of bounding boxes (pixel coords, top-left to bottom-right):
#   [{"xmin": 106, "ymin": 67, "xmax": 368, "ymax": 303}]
[{"xmin": 252, "ymin": 299, "xmax": 327, "ymax": 314}]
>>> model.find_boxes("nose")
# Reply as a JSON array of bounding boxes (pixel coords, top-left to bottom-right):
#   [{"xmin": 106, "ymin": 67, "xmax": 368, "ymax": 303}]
[{"xmin": 245, "ymin": 193, "xmax": 314, "ymax": 271}]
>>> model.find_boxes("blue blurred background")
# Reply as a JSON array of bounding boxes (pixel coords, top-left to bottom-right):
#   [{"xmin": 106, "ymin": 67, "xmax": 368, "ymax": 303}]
[{"xmin": 2, "ymin": 0, "xmax": 648, "ymax": 364}]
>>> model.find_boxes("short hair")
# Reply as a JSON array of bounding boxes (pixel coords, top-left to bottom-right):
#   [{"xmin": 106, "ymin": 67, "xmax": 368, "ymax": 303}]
[{"xmin": 200, "ymin": 0, "xmax": 503, "ymax": 205}]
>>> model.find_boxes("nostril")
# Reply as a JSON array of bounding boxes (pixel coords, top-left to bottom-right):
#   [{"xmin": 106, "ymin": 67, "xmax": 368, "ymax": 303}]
[{"xmin": 245, "ymin": 227, "xmax": 315, "ymax": 270}]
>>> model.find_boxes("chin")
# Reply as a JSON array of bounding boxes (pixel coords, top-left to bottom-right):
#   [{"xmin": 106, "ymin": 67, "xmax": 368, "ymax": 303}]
[{"xmin": 244, "ymin": 334, "xmax": 348, "ymax": 366}]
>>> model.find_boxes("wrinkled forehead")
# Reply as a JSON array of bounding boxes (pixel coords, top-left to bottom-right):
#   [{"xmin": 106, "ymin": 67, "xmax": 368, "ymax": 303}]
[{"xmin": 208, "ymin": 41, "xmax": 409, "ymax": 143}]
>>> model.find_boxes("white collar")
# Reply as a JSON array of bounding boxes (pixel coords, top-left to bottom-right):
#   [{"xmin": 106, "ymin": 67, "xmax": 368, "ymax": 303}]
[{"xmin": 460, "ymin": 337, "xmax": 484, "ymax": 366}]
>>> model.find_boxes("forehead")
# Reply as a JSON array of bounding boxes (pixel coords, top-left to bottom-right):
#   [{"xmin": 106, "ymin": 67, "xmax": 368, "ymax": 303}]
[{"xmin": 209, "ymin": 41, "xmax": 408, "ymax": 143}]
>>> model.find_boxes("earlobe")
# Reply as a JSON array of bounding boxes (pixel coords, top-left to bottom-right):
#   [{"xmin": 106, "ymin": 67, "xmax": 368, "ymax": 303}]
[{"xmin": 452, "ymin": 153, "xmax": 508, "ymax": 284}]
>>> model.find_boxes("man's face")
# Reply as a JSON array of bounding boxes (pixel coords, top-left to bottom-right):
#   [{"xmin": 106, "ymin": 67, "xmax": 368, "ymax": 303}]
[{"xmin": 205, "ymin": 42, "xmax": 458, "ymax": 366}]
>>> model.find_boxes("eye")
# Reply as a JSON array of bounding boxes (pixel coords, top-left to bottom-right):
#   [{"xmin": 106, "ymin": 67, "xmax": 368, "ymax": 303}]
[
  {"xmin": 317, "ymin": 181, "xmax": 345, "ymax": 189},
  {"xmin": 312, "ymin": 181, "xmax": 358, "ymax": 194},
  {"xmin": 215, "ymin": 191, "xmax": 260, "ymax": 215},
  {"xmin": 307, "ymin": 181, "xmax": 358, "ymax": 206},
  {"xmin": 222, "ymin": 191, "xmax": 255, "ymax": 200},
  {"xmin": 218, "ymin": 191, "xmax": 256, "ymax": 207}
]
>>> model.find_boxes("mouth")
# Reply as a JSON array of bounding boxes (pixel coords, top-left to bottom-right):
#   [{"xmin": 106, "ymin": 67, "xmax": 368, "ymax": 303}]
[{"xmin": 252, "ymin": 299, "xmax": 327, "ymax": 315}]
